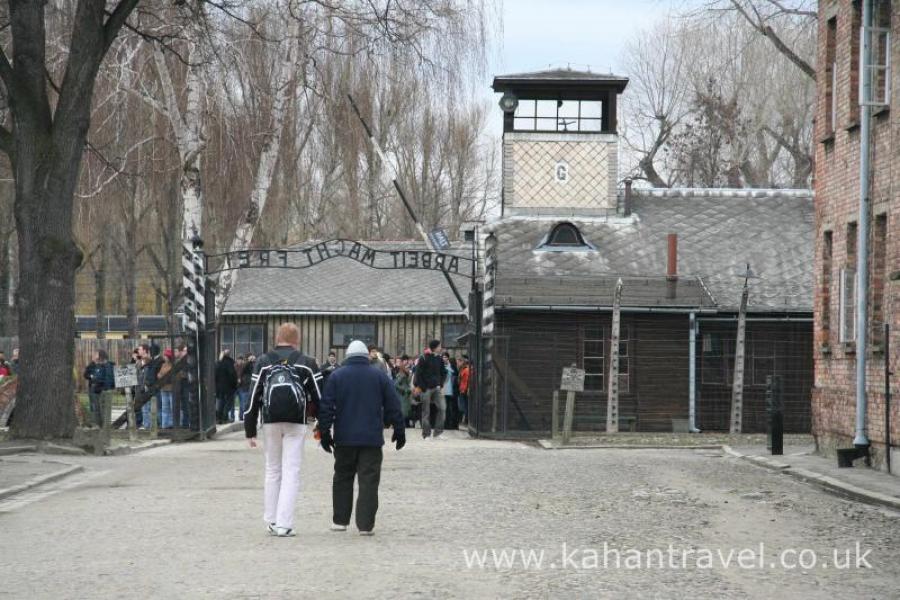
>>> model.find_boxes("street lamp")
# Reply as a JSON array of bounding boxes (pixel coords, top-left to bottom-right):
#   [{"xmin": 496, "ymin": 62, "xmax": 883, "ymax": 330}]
[{"xmin": 499, "ymin": 91, "xmax": 518, "ymax": 113}]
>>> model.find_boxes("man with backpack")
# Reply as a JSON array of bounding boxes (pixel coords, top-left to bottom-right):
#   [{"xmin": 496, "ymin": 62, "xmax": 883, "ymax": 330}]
[
  {"xmin": 245, "ymin": 323, "xmax": 323, "ymax": 538},
  {"xmin": 317, "ymin": 340, "xmax": 405, "ymax": 536}
]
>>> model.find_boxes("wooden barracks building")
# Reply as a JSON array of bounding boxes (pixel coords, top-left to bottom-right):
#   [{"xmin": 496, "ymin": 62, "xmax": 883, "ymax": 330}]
[{"xmin": 220, "ymin": 240, "xmax": 471, "ymax": 362}]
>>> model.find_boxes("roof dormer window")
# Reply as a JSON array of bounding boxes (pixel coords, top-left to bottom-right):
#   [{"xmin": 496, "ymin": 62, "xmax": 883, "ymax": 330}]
[{"xmin": 538, "ymin": 222, "xmax": 594, "ymax": 251}]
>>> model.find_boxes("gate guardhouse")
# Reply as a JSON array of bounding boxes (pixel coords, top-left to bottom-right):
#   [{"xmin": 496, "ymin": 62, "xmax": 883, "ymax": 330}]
[{"xmin": 475, "ymin": 68, "xmax": 814, "ymax": 437}]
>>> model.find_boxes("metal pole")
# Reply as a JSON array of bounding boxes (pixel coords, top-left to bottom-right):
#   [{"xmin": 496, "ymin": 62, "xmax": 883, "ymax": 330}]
[
  {"xmin": 552, "ymin": 390, "xmax": 560, "ymax": 440},
  {"xmin": 689, "ymin": 312, "xmax": 699, "ymax": 432},
  {"xmin": 125, "ymin": 386, "xmax": 136, "ymax": 442},
  {"xmin": 347, "ymin": 94, "xmax": 466, "ymax": 310},
  {"xmin": 886, "ymin": 323, "xmax": 892, "ymax": 474},
  {"xmin": 854, "ymin": 0, "xmax": 874, "ymax": 447},
  {"xmin": 196, "ymin": 328, "xmax": 205, "ymax": 441},
  {"xmin": 562, "ymin": 390, "xmax": 576, "ymax": 445}
]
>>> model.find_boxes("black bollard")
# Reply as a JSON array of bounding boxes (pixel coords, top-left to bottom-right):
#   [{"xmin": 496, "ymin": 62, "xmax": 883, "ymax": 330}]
[{"xmin": 766, "ymin": 374, "xmax": 783, "ymax": 456}]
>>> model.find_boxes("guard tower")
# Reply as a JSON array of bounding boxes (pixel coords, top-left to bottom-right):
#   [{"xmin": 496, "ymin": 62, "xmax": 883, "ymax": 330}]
[{"xmin": 492, "ymin": 68, "xmax": 628, "ymax": 216}]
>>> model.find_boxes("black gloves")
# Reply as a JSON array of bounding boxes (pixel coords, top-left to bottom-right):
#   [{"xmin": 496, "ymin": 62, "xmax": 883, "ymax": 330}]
[
  {"xmin": 391, "ymin": 429, "xmax": 406, "ymax": 451},
  {"xmin": 320, "ymin": 429, "xmax": 334, "ymax": 453}
]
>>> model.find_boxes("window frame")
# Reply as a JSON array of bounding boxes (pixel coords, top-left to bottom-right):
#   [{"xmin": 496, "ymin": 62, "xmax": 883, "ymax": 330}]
[
  {"xmin": 220, "ymin": 324, "xmax": 266, "ymax": 359},
  {"xmin": 821, "ymin": 230, "xmax": 833, "ymax": 332},
  {"xmin": 512, "ymin": 98, "xmax": 604, "ymax": 133},
  {"xmin": 441, "ymin": 321, "xmax": 468, "ymax": 349},
  {"xmin": 749, "ymin": 335, "xmax": 776, "ymax": 387},
  {"xmin": 826, "ymin": 16, "xmax": 838, "ymax": 134},
  {"xmin": 701, "ymin": 332, "xmax": 733, "ymax": 385},
  {"xmin": 539, "ymin": 222, "xmax": 594, "ymax": 250},
  {"xmin": 580, "ymin": 326, "xmax": 605, "ymax": 393},
  {"xmin": 860, "ymin": 9, "xmax": 892, "ymax": 108},
  {"xmin": 839, "ymin": 267, "xmax": 857, "ymax": 344},
  {"xmin": 330, "ymin": 321, "xmax": 378, "ymax": 348}
]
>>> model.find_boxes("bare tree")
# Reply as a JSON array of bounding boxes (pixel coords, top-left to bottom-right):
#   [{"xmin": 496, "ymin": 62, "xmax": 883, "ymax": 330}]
[
  {"xmin": 622, "ymin": 5, "xmax": 815, "ymax": 189},
  {"xmin": 713, "ymin": 0, "xmax": 817, "ymax": 80},
  {"xmin": 621, "ymin": 19, "xmax": 691, "ymax": 187},
  {"xmin": 215, "ymin": 9, "xmax": 305, "ymax": 315},
  {"xmin": 1, "ymin": 0, "xmax": 140, "ymax": 439}
]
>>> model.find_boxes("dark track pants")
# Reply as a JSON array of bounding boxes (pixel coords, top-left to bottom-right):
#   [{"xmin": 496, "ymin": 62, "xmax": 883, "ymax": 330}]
[{"xmin": 332, "ymin": 445, "xmax": 383, "ymax": 532}]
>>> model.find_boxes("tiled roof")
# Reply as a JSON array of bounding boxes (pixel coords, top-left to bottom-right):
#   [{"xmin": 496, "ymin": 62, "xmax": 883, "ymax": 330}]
[
  {"xmin": 222, "ymin": 241, "xmax": 472, "ymax": 316},
  {"xmin": 486, "ymin": 188, "xmax": 814, "ymax": 312}
]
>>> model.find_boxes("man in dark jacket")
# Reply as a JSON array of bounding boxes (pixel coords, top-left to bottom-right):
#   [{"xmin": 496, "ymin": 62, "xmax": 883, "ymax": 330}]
[
  {"xmin": 137, "ymin": 344, "xmax": 161, "ymax": 430},
  {"xmin": 83, "ymin": 349, "xmax": 115, "ymax": 427},
  {"xmin": 318, "ymin": 340, "xmax": 405, "ymax": 536},
  {"xmin": 215, "ymin": 349, "xmax": 238, "ymax": 423},
  {"xmin": 412, "ymin": 339, "xmax": 447, "ymax": 439}
]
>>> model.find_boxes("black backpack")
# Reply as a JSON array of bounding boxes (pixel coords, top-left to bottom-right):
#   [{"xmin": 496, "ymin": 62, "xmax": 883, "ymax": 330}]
[{"xmin": 261, "ymin": 351, "xmax": 309, "ymax": 423}]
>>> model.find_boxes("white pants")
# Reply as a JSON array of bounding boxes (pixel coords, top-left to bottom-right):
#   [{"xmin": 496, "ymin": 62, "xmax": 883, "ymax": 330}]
[{"xmin": 262, "ymin": 422, "xmax": 307, "ymax": 530}]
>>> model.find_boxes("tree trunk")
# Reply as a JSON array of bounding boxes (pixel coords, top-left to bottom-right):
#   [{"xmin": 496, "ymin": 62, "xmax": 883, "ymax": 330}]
[
  {"xmin": 124, "ymin": 234, "xmax": 138, "ymax": 339},
  {"xmin": 12, "ymin": 135, "xmax": 83, "ymax": 439},
  {"xmin": 0, "ymin": 231, "xmax": 11, "ymax": 336},
  {"xmin": 4, "ymin": 0, "xmax": 139, "ymax": 440},
  {"xmin": 152, "ymin": 45, "xmax": 206, "ymax": 242},
  {"xmin": 94, "ymin": 239, "xmax": 107, "ymax": 339}
]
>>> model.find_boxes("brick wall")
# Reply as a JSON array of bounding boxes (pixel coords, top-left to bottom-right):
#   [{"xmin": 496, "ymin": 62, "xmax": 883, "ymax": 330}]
[{"xmin": 813, "ymin": 0, "xmax": 900, "ymax": 470}]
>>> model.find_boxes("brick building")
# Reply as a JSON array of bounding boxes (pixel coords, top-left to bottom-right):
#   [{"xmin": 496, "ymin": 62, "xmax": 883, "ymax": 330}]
[{"xmin": 813, "ymin": 0, "xmax": 899, "ymax": 471}]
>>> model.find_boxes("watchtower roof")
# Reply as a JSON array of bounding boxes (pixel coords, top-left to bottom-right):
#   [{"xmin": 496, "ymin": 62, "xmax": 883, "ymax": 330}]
[{"xmin": 492, "ymin": 68, "xmax": 629, "ymax": 97}]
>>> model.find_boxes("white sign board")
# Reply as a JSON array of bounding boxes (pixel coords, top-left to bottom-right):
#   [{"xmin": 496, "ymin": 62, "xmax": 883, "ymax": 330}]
[
  {"xmin": 560, "ymin": 366, "xmax": 585, "ymax": 392},
  {"xmin": 114, "ymin": 364, "xmax": 138, "ymax": 389}
]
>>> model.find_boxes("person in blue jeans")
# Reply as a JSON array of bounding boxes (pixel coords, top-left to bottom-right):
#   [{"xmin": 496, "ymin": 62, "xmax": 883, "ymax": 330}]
[
  {"xmin": 157, "ymin": 349, "xmax": 176, "ymax": 428},
  {"xmin": 236, "ymin": 354, "xmax": 255, "ymax": 421}
]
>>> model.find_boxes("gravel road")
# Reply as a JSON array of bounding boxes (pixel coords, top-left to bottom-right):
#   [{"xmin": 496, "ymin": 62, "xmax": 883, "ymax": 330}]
[{"xmin": 0, "ymin": 430, "xmax": 898, "ymax": 599}]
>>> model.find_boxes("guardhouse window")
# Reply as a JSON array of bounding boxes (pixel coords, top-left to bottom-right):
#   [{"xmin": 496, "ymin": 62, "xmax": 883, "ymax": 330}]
[
  {"xmin": 543, "ymin": 222, "xmax": 588, "ymax": 248},
  {"xmin": 514, "ymin": 99, "xmax": 603, "ymax": 132}
]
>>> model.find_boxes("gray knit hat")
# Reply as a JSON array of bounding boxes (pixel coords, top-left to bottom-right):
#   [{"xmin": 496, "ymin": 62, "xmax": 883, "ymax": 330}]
[{"xmin": 346, "ymin": 340, "xmax": 369, "ymax": 358}]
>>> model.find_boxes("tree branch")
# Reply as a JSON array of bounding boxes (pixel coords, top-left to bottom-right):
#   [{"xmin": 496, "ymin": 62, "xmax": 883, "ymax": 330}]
[
  {"xmin": 728, "ymin": 0, "xmax": 816, "ymax": 80},
  {"xmin": 103, "ymin": 0, "xmax": 141, "ymax": 54}
]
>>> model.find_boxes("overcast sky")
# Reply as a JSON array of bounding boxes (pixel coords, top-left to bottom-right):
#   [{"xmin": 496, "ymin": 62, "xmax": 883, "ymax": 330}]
[{"xmin": 483, "ymin": 0, "xmax": 684, "ymax": 135}]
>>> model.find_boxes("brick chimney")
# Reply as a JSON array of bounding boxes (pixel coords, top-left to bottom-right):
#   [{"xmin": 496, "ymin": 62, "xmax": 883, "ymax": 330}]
[{"xmin": 666, "ymin": 233, "xmax": 678, "ymax": 299}]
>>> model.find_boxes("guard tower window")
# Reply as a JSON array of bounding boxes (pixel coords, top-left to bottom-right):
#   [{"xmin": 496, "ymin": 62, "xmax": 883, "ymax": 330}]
[
  {"xmin": 514, "ymin": 99, "xmax": 604, "ymax": 132},
  {"xmin": 541, "ymin": 222, "xmax": 591, "ymax": 248}
]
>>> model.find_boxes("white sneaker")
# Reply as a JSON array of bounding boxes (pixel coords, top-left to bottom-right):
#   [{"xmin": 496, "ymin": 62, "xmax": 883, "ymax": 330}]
[
  {"xmin": 266, "ymin": 523, "xmax": 276, "ymax": 536},
  {"xmin": 330, "ymin": 523, "xmax": 348, "ymax": 532},
  {"xmin": 275, "ymin": 527, "xmax": 295, "ymax": 537},
  {"xmin": 359, "ymin": 530, "xmax": 374, "ymax": 536}
]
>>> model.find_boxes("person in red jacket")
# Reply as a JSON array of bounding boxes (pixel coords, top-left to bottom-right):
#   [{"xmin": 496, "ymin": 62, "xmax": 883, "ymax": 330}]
[{"xmin": 457, "ymin": 356, "xmax": 471, "ymax": 426}]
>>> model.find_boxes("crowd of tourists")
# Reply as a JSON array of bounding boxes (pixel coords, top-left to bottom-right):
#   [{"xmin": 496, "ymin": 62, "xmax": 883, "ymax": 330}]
[
  {"xmin": 213, "ymin": 341, "xmax": 471, "ymax": 434},
  {"xmin": 82, "ymin": 342, "xmax": 199, "ymax": 430}
]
